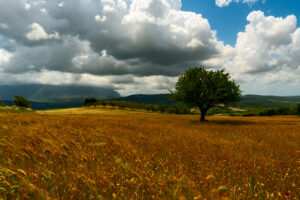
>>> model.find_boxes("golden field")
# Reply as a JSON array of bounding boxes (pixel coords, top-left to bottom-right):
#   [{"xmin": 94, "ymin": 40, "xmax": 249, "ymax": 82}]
[{"xmin": 0, "ymin": 107, "xmax": 299, "ymax": 199}]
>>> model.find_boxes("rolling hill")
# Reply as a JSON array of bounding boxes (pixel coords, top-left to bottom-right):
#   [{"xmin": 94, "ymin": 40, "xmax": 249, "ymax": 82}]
[{"xmin": 111, "ymin": 94, "xmax": 300, "ymax": 108}]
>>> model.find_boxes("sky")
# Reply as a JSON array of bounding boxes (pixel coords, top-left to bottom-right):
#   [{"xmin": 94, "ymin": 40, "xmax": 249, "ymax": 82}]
[
  {"xmin": 0, "ymin": 0, "xmax": 300, "ymax": 96},
  {"xmin": 182, "ymin": 0, "xmax": 300, "ymax": 46}
]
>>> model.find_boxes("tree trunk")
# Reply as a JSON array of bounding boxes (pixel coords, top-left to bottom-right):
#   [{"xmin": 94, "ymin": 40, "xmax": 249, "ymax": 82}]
[{"xmin": 200, "ymin": 110, "xmax": 207, "ymax": 122}]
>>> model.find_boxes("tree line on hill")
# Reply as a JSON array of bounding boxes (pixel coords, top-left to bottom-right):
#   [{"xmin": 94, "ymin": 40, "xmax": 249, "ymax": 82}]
[
  {"xmin": 0, "ymin": 95, "xmax": 31, "ymax": 108},
  {"xmin": 85, "ymin": 97, "xmax": 300, "ymax": 117},
  {"xmin": 84, "ymin": 98, "xmax": 191, "ymax": 114},
  {"xmin": 242, "ymin": 105, "xmax": 300, "ymax": 117}
]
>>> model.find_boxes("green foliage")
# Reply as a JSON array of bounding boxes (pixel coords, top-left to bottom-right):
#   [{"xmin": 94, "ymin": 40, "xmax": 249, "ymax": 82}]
[
  {"xmin": 101, "ymin": 101, "xmax": 107, "ymax": 107},
  {"xmin": 297, "ymin": 104, "xmax": 300, "ymax": 116},
  {"xmin": 240, "ymin": 106, "xmax": 298, "ymax": 117},
  {"xmin": 13, "ymin": 96, "xmax": 31, "ymax": 108},
  {"xmin": 145, "ymin": 104, "xmax": 152, "ymax": 112},
  {"xmin": 84, "ymin": 98, "xmax": 97, "ymax": 106},
  {"xmin": 0, "ymin": 100, "xmax": 5, "ymax": 107},
  {"xmin": 95, "ymin": 100, "xmax": 190, "ymax": 115},
  {"xmin": 158, "ymin": 105, "xmax": 167, "ymax": 113},
  {"xmin": 150, "ymin": 105, "xmax": 158, "ymax": 112},
  {"xmin": 167, "ymin": 107, "xmax": 176, "ymax": 114},
  {"xmin": 171, "ymin": 66, "xmax": 241, "ymax": 121},
  {"xmin": 118, "ymin": 104, "xmax": 126, "ymax": 109},
  {"xmin": 237, "ymin": 95, "xmax": 300, "ymax": 108},
  {"xmin": 259, "ymin": 106, "xmax": 297, "ymax": 116},
  {"xmin": 207, "ymin": 105, "xmax": 234, "ymax": 116}
]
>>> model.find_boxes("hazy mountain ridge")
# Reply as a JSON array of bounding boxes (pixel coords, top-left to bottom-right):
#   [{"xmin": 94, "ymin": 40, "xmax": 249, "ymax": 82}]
[
  {"xmin": 111, "ymin": 94, "xmax": 175, "ymax": 105},
  {"xmin": 0, "ymin": 84, "xmax": 121, "ymax": 102},
  {"xmin": 112, "ymin": 94, "xmax": 300, "ymax": 108},
  {"xmin": 1, "ymin": 85, "xmax": 300, "ymax": 110},
  {"xmin": 2, "ymin": 100, "xmax": 84, "ymax": 110}
]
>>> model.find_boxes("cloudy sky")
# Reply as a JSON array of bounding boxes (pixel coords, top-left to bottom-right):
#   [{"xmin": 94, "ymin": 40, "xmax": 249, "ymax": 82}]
[{"xmin": 0, "ymin": 0, "xmax": 300, "ymax": 96}]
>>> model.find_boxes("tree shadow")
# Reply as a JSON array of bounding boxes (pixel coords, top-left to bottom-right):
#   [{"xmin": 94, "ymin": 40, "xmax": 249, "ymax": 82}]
[{"xmin": 188, "ymin": 119, "xmax": 264, "ymax": 126}]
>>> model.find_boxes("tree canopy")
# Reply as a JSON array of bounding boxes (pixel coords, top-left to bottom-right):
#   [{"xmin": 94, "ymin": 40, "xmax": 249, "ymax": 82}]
[
  {"xmin": 13, "ymin": 95, "xmax": 31, "ymax": 108},
  {"xmin": 171, "ymin": 66, "xmax": 241, "ymax": 121},
  {"xmin": 84, "ymin": 98, "xmax": 98, "ymax": 106}
]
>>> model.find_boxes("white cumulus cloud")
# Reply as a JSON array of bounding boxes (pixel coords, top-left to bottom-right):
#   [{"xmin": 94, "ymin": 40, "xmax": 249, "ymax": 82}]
[
  {"xmin": 223, "ymin": 11, "xmax": 300, "ymax": 92},
  {"xmin": 26, "ymin": 23, "xmax": 60, "ymax": 41},
  {"xmin": 216, "ymin": 0, "xmax": 261, "ymax": 7}
]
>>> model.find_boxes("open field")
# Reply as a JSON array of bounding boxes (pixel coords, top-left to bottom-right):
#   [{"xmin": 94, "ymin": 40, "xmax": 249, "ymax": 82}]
[{"xmin": 0, "ymin": 108, "xmax": 299, "ymax": 199}]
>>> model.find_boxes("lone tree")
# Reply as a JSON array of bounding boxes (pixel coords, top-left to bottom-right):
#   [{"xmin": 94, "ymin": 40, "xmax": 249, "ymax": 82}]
[
  {"xmin": 13, "ymin": 95, "xmax": 31, "ymax": 108},
  {"xmin": 171, "ymin": 66, "xmax": 241, "ymax": 121}
]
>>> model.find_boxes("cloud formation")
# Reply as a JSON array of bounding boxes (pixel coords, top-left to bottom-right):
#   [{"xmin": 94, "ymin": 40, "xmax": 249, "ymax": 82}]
[
  {"xmin": 225, "ymin": 11, "xmax": 300, "ymax": 84},
  {"xmin": 0, "ymin": 0, "xmax": 224, "ymax": 76},
  {"xmin": 26, "ymin": 23, "xmax": 60, "ymax": 40},
  {"xmin": 0, "ymin": 0, "xmax": 299, "ymax": 95},
  {"xmin": 215, "ymin": 0, "xmax": 261, "ymax": 7}
]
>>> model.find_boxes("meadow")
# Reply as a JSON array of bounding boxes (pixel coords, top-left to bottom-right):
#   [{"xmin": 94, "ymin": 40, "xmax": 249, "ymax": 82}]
[{"xmin": 0, "ymin": 107, "xmax": 299, "ymax": 199}]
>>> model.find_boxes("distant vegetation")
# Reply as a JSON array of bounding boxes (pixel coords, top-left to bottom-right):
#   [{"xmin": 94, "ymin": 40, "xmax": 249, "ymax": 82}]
[
  {"xmin": 110, "ymin": 94, "xmax": 300, "ymax": 117},
  {"xmin": 13, "ymin": 95, "xmax": 31, "ymax": 108},
  {"xmin": 0, "ymin": 99, "xmax": 5, "ymax": 107},
  {"xmin": 114, "ymin": 94, "xmax": 300, "ymax": 109},
  {"xmin": 85, "ymin": 99, "xmax": 191, "ymax": 115},
  {"xmin": 241, "ymin": 105, "xmax": 298, "ymax": 117},
  {"xmin": 0, "ymin": 97, "xmax": 33, "ymax": 113},
  {"xmin": 84, "ymin": 98, "xmax": 97, "ymax": 106},
  {"xmin": 84, "ymin": 97, "xmax": 300, "ymax": 118},
  {"xmin": 237, "ymin": 95, "xmax": 300, "ymax": 108}
]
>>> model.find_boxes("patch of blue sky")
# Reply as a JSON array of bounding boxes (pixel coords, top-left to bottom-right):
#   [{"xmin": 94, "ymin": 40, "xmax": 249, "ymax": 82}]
[{"xmin": 181, "ymin": 0, "xmax": 300, "ymax": 46}]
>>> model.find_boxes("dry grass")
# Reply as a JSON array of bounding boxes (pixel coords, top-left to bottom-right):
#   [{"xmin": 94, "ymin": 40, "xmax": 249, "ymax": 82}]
[{"xmin": 0, "ymin": 108, "xmax": 299, "ymax": 199}]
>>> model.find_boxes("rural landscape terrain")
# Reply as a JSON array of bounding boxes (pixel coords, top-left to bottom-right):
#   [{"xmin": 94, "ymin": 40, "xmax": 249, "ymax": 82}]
[
  {"xmin": 0, "ymin": 104, "xmax": 299, "ymax": 199},
  {"xmin": 1, "ymin": 0, "xmax": 300, "ymax": 199}
]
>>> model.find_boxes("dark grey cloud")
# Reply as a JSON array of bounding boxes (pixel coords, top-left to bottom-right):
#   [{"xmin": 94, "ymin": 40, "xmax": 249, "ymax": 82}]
[
  {"xmin": 0, "ymin": 0, "xmax": 222, "ymax": 77},
  {"xmin": 0, "ymin": 1, "xmax": 299, "ymax": 95}
]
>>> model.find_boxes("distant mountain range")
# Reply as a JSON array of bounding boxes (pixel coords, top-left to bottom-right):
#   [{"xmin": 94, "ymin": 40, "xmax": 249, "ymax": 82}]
[
  {"xmin": 0, "ymin": 84, "xmax": 120, "ymax": 102},
  {"xmin": 112, "ymin": 94, "xmax": 174, "ymax": 105},
  {"xmin": 1, "ymin": 84, "xmax": 300, "ymax": 110},
  {"xmin": 0, "ymin": 84, "xmax": 120, "ymax": 110},
  {"xmin": 113, "ymin": 94, "xmax": 300, "ymax": 108}
]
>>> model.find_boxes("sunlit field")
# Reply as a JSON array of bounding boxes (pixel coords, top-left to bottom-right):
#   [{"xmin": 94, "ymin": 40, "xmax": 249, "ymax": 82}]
[{"xmin": 0, "ymin": 108, "xmax": 299, "ymax": 199}]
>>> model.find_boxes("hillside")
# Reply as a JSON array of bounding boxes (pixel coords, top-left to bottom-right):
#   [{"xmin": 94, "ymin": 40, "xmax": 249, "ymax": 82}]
[
  {"xmin": 112, "ymin": 94, "xmax": 300, "ymax": 108},
  {"xmin": 112, "ymin": 94, "xmax": 174, "ymax": 105},
  {"xmin": 238, "ymin": 95, "xmax": 300, "ymax": 108}
]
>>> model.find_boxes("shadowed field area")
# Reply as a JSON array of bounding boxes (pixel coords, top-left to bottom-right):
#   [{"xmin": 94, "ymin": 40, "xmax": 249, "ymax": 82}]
[{"xmin": 0, "ymin": 109, "xmax": 299, "ymax": 199}]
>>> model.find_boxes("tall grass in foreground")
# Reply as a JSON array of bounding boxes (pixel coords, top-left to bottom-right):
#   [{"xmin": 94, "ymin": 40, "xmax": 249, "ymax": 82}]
[{"xmin": 0, "ymin": 112, "xmax": 299, "ymax": 199}]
